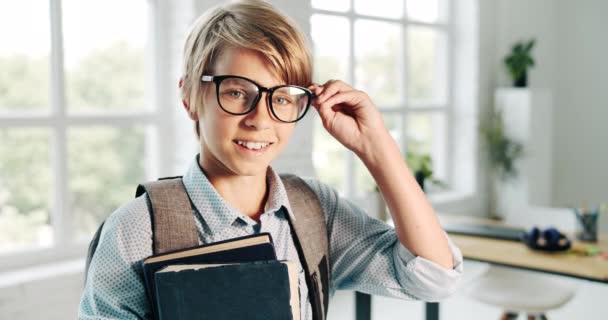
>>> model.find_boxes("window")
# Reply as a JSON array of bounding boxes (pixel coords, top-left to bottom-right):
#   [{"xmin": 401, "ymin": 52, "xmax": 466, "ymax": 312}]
[
  {"xmin": 311, "ymin": 0, "xmax": 451, "ymax": 204},
  {"xmin": 0, "ymin": 0, "xmax": 156, "ymax": 263}
]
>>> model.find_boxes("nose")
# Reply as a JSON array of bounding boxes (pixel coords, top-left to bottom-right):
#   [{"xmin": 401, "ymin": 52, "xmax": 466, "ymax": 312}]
[{"xmin": 243, "ymin": 92, "xmax": 273, "ymax": 129}]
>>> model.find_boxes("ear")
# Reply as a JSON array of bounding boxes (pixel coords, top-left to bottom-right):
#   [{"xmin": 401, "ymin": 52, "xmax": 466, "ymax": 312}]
[{"xmin": 179, "ymin": 78, "xmax": 198, "ymax": 120}]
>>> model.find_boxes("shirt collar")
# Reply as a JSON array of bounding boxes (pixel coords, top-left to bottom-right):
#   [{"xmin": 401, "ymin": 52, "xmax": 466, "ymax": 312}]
[
  {"xmin": 182, "ymin": 154, "xmax": 296, "ymax": 235},
  {"xmin": 265, "ymin": 165, "xmax": 296, "ymax": 222}
]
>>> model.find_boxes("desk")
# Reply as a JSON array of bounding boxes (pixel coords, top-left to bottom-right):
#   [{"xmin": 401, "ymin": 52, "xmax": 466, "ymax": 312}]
[
  {"xmin": 355, "ymin": 217, "xmax": 608, "ymax": 320},
  {"xmin": 447, "ymin": 216, "xmax": 608, "ymax": 284},
  {"xmin": 451, "ymin": 233, "xmax": 608, "ymax": 283}
]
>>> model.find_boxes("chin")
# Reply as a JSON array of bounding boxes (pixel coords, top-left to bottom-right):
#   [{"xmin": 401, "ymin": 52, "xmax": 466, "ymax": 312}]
[
  {"xmin": 226, "ymin": 148, "xmax": 278, "ymax": 176},
  {"xmin": 230, "ymin": 163, "xmax": 270, "ymax": 177},
  {"xmin": 225, "ymin": 155, "xmax": 272, "ymax": 175}
]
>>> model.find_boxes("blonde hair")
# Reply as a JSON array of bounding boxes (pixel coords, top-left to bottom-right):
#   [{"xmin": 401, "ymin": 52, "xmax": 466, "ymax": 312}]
[{"xmin": 180, "ymin": 0, "xmax": 313, "ymax": 139}]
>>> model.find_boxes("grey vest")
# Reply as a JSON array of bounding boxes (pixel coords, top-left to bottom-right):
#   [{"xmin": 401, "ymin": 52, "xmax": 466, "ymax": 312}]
[{"xmin": 85, "ymin": 174, "xmax": 330, "ymax": 320}]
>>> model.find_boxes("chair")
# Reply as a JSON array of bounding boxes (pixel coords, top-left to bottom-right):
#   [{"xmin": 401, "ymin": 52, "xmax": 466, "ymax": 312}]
[{"xmin": 464, "ymin": 266, "xmax": 576, "ymax": 320}]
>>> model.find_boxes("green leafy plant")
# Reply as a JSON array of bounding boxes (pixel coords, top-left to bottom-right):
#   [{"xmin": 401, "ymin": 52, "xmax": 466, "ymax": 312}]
[
  {"xmin": 480, "ymin": 109, "xmax": 524, "ymax": 181},
  {"xmin": 504, "ymin": 39, "xmax": 535, "ymax": 87},
  {"xmin": 405, "ymin": 152, "xmax": 446, "ymax": 190},
  {"xmin": 406, "ymin": 152, "xmax": 433, "ymax": 179},
  {"xmin": 373, "ymin": 152, "xmax": 446, "ymax": 193}
]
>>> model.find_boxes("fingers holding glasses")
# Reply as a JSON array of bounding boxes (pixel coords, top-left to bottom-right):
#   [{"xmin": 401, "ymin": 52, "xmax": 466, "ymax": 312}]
[
  {"xmin": 307, "ymin": 83, "xmax": 324, "ymax": 99},
  {"xmin": 319, "ymin": 90, "xmax": 369, "ymax": 114},
  {"xmin": 306, "ymin": 79, "xmax": 387, "ymax": 154},
  {"xmin": 313, "ymin": 80, "xmax": 355, "ymax": 104},
  {"xmin": 310, "ymin": 80, "xmax": 376, "ymax": 114}
]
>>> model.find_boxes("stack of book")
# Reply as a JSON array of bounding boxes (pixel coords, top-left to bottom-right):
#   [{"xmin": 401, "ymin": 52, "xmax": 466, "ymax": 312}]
[{"xmin": 142, "ymin": 233, "xmax": 300, "ymax": 320}]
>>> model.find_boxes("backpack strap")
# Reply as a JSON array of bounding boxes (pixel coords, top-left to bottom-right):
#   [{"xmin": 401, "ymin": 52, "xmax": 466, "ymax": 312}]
[
  {"xmin": 85, "ymin": 177, "xmax": 198, "ymax": 284},
  {"xmin": 85, "ymin": 221, "xmax": 105, "ymax": 283},
  {"xmin": 280, "ymin": 174, "xmax": 330, "ymax": 320},
  {"xmin": 136, "ymin": 176, "xmax": 199, "ymax": 254}
]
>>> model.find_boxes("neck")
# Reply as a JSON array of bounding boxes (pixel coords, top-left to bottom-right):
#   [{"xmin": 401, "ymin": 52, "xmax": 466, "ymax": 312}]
[{"xmin": 198, "ymin": 158, "xmax": 269, "ymax": 222}]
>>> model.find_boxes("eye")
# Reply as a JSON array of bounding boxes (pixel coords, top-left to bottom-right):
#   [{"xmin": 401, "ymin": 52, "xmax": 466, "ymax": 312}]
[
  {"xmin": 273, "ymin": 95, "xmax": 293, "ymax": 105},
  {"xmin": 223, "ymin": 90, "xmax": 246, "ymax": 99}
]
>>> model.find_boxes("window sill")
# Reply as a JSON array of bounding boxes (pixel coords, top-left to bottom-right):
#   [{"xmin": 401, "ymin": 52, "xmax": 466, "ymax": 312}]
[
  {"xmin": 0, "ymin": 258, "xmax": 84, "ymax": 289},
  {"xmin": 427, "ymin": 189, "xmax": 473, "ymax": 206},
  {"xmin": 0, "ymin": 242, "xmax": 88, "ymax": 273}
]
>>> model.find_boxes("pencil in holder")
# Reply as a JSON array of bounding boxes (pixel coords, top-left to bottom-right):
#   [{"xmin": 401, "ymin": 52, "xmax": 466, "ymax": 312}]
[{"xmin": 573, "ymin": 207, "xmax": 599, "ymax": 242}]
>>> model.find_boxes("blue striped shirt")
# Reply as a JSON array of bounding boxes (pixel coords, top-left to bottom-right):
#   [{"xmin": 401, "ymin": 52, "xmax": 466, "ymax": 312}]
[{"xmin": 79, "ymin": 155, "xmax": 463, "ymax": 319}]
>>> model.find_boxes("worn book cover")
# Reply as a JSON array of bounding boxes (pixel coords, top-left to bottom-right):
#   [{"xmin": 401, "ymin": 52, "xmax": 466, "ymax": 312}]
[
  {"xmin": 142, "ymin": 233, "xmax": 276, "ymax": 317},
  {"xmin": 155, "ymin": 260, "xmax": 300, "ymax": 320}
]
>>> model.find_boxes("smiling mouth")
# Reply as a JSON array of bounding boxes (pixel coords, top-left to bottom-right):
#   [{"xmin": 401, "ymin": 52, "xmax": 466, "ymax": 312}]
[{"xmin": 233, "ymin": 140, "xmax": 274, "ymax": 151}]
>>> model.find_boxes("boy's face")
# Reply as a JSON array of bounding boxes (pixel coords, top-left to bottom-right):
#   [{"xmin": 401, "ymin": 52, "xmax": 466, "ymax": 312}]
[{"xmin": 196, "ymin": 47, "xmax": 296, "ymax": 177}]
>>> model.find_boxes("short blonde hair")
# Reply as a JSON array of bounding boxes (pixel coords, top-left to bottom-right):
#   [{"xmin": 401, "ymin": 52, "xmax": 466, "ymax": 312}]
[{"xmin": 180, "ymin": 0, "xmax": 313, "ymax": 139}]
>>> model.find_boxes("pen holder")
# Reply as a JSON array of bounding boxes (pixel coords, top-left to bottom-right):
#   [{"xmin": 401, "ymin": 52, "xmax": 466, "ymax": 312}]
[{"xmin": 573, "ymin": 208, "xmax": 598, "ymax": 242}]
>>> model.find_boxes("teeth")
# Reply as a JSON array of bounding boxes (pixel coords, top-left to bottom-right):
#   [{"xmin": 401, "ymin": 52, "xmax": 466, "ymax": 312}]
[{"xmin": 236, "ymin": 140, "xmax": 271, "ymax": 150}]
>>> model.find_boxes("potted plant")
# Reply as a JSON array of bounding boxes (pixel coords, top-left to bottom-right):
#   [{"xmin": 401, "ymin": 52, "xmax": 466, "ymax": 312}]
[
  {"xmin": 504, "ymin": 39, "xmax": 535, "ymax": 87},
  {"xmin": 405, "ymin": 152, "xmax": 446, "ymax": 192},
  {"xmin": 480, "ymin": 109, "xmax": 524, "ymax": 219},
  {"xmin": 480, "ymin": 109, "xmax": 524, "ymax": 181},
  {"xmin": 373, "ymin": 152, "xmax": 445, "ymax": 222}
]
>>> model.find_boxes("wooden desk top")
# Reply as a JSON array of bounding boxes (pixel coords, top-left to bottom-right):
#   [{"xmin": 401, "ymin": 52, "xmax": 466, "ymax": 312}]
[{"xmin": 441, "ymin": 215, "xmax": 608, "ymax": 283}]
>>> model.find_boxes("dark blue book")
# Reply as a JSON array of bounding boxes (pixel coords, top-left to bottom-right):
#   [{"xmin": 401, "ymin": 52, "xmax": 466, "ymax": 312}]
[
  {"xmin": 142, "ymin": 233, "xmax": 276, "ymax": 318},
  {"xmin": 155, "ymin": 260, "xmax": 300, "ymax": 320}
]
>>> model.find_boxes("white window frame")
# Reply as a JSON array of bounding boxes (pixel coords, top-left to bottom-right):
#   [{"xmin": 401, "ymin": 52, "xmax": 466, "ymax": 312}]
[
  {"xmin": 311, "ymin": 0, "xmax": 454, "ymax": 200},
  {"xmin": 0, "ymin": 0, "xmax": 171, "ymax": 272}
]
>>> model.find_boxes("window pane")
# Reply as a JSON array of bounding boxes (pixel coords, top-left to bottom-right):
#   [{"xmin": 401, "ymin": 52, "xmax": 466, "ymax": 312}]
[
  {"xmin": 68, "ymin": 126, "xmax": 146, "ymax": 240},
  {"xmin": 311, "ymin": 0, "xmax": 350, "ymax": 12},
  {"xmin": 354, "ymin": 113, "xmax": 402, "ymax": 197},
  {"xmin": 407, "ymin": 27, "xmax": 447, "ymax": 105},
  {"xmin": 0, "ymin": 128, "xmax": 52, "ymax": 254},
  {"xmin": 0, "ymin": 1, "xmax": 50, "ymax": 111},
  {"xmin": 355, "ymin": 20, "xmax": 402, "ymax": 107},
  {"xmin": 407, "ymin": 0, "xmax": 447, "ymax": 23},
  {"xmin": 405, "ymin": 112, "xmax": 447, "ymax": 188},
  {"xmin": 312, "ymin": 118, "xmax": 346, "ymax": 194},
  {"xmin": 354, "ymin": 0, "xmax": 403, "ymax": 19},
  {"xmin": 311, "ymin": 14, "xmax": 350, "ymax": 82},
  {"xmin": 62, "ymin": 0, "xmax": 149, "ymax": 112},
  {"xmin": 384, "ymin": 113, "xmax": 404, "ymax": 151}
]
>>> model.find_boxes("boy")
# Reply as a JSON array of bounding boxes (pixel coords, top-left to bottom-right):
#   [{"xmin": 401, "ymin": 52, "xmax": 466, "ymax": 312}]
[{"xmin": 79, "ymin": 0, "xmax": 463, "ymax": 319}]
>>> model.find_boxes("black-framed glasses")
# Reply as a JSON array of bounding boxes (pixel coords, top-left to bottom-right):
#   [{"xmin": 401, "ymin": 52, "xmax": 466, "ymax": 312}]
[{"xmin": 201, "ymin": 75, "xmax": 314, "ymax": 123}]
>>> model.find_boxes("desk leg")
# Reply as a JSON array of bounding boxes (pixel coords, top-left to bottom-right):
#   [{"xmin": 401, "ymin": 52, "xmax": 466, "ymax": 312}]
[
  {"xmin": 425, "ymin": 302, "xmax": 439, "ymax": 320},
  {"xmin": 355, "ymin": 293, "xmax": 438, "ymax": 320},
  {"xmin": 355, "ymin": 292, "xmax": 371, "ymax": 320}
]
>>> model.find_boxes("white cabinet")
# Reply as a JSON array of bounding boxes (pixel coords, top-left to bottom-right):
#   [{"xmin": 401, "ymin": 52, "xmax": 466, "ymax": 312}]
[{"xmin": 492, "ymin": 88, "xmax": 553, "ymax": 224}]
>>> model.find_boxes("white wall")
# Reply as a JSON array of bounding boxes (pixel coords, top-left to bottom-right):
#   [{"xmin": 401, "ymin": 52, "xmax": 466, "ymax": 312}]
[
  {"xmin": 552, "ymin": 0, "xmax": 608, "ymax": 210},
  {"xmin": 474, "ymin": 0, "xmax": 498, "ymax": 217},
  {"xmin": 488, "ymin": 0, "xmax": 608, "ymax": 231}
]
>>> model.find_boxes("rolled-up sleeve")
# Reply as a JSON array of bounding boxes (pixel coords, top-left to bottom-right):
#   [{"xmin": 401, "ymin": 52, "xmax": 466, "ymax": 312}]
[
  {"xmin": 394, "ymin": 232, "xmax": 463, "ymax": 301},
  {"xmin": 304, "ymin": 178, "xmax": 463, "ymax": 301}
]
